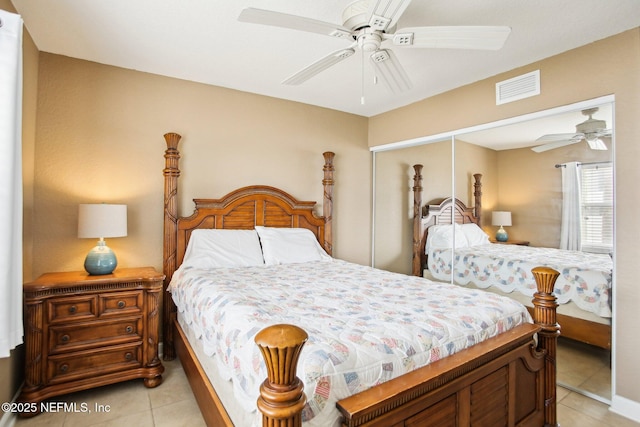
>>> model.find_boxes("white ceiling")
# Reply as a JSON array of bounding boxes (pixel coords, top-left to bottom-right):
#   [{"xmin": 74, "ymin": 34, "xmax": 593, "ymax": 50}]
[
  {"xmin": 460, "ymin": 101, "xmax": 614, "ymax": 151},
  {"xmin": 11, "ymin": 0, "xmax": 640, "ymax": 118}
]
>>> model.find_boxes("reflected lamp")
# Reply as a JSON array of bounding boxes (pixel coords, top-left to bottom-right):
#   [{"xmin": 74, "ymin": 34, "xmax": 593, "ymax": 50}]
[
  {"xmin": 491, "ymin": 211, "xmax": 512, "ymax": 242},
  {"xmin": 78, "ymin": 204, "xmax": 127, "ymax": 275}
]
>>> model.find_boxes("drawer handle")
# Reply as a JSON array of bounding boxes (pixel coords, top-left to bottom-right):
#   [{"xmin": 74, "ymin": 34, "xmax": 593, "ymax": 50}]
[
  {"xmin": 60, "ymin": 364, "xmax": 69, "ymax": 373},
  {"xmin": 125, "ymin": 325, "xmax": 133, "ymax": 334},
  {"xmin": 68, "ymin": 305, "xmax": 77, "ymax": 314},
  {"xmin": 125, "ymin": 352, "xmax": 133, "ymax": 361},
  {"xmin": 117, "ymin": 301, "xmax": 126, "ymax": 309},
  {"xmin": 61, "ymin": 334, "xmax": 70, "ymax": 343}
]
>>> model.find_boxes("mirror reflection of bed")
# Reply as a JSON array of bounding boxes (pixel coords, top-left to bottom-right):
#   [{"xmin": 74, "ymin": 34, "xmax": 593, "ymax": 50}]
[{"xmin": 372, "ymin": 98, "xmax": 614, "ymax": 403}]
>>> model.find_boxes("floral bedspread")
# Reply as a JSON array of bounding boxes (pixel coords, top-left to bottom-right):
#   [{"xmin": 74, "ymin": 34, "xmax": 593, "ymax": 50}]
[
  {"xmin": 170, "ymin": 259, "xmax": 530, "ymax": 427},
  {"xmin": 428, "ymin": 244, "xmax": 612, "ymax": 317}
]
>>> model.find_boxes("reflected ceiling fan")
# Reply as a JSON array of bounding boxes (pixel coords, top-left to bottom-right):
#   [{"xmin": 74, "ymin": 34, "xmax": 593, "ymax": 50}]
[
  {"xmin": 532, "ymin": 108, "xmax": 612, "ymax": 153},
  {"xmin": 238, "ymin": 0, "xmax": 511, "ymax": 94}
]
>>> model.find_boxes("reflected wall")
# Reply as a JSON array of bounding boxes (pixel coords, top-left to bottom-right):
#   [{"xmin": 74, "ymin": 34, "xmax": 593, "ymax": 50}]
[{"xmin": 373, "ymin": 140, "xmax": 451, "ymax": 274}]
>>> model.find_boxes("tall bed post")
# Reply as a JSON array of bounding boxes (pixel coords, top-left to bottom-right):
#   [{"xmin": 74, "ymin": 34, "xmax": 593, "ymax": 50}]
[
  {"xmin": 255, "ymin": 324, "xmax": 309, "ymax": 427},
  {"xmin": 473, "ymin": 173, "xmax": 482, "ymax": 227},
  {"xmin": 322, "ymin": 152, "xmax": 335, "ymax": 256},
  {"xmin": 412, "ymin": 164, "xmax": 424, "ymax": 277},
  {"xmin": 162, "ymin": 132, "xmax": 182, "ymax": 361},
  {"xmin": 532, "ymin": 267, "xmax": 561, "ymax": 427}
]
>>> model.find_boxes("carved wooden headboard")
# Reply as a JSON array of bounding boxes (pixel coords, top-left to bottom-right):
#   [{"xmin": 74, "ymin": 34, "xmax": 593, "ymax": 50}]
[
  {"xmin": 411, "ymin": 164, "xmax": 483, "ymax": 276},
  {"xmin": 161, "ymin": 132, "xmax": 335, "ymax": 358}
]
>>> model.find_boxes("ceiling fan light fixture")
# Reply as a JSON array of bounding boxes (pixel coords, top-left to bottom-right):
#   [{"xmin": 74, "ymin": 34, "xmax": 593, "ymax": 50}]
[
  {"xmin": 342, "ymin": 0, "xmax": 370, "ymax": 30},
  {"xmin": 586, "ymin": 136, "xmax": 607, "ymax": 150},
  {"xmin": 357, "ymin": 29, "xmax": 382, "ymax": 51}
]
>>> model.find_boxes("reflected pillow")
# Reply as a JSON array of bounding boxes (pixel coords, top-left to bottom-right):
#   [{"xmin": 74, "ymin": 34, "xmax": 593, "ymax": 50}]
[
  {"xmin": 460, "ymin": 223, "xmax": 491, "ymax": 246},
  {"xmin": 426, "ymin": 224, "xmax": 469, "ymax": 252},
  {"xmin": 255, "ymin": 226, "xmax": 332, "ymax": 265},
  {"xmin": 182, "ymin": 229, "xmax": 265, "ymax": 269}
]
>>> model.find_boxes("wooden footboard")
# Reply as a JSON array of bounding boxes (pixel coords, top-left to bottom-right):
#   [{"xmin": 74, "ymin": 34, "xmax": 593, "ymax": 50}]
[{"xmin": 255, "ymin": 267, "xmax": 560, "ymax": 427}]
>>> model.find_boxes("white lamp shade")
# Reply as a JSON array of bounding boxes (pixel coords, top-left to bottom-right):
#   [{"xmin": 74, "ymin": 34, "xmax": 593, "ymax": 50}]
[
  {"xmin": 491, "ymin": 211, "xmax": 512, "ymax": 227},
  {"xmin": 78, "ymin": 204, "xmax": 127, "ymax": 238}
]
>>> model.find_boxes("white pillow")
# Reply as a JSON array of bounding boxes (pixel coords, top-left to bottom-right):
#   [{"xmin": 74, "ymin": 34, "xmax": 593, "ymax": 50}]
[
  {"xmin": 255, "ymin": 226, "xmax": 332, "ymax": 265},
  {"xmin": 425, "ymin": 224, "xmax": 469, "ymax": 252},
  {"xmin": 182, "ymin": 229, "xmax": 265, "ymax": 269},
  {"xmin": 460, "ymin": 223, "xmax": 491, "ymax": 246}
]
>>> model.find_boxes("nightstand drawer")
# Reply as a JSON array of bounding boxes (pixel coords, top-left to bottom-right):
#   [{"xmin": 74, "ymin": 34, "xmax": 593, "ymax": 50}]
[
  {"xmin": 47, "ymin": 343, "xmax": 142, "ymax": 385},
  {"xmin": 49, "ymin": 317, "xmax": 143, "ymax": 354},
  {"xmin": 99, "ymin": 291, "xmax": 143, "ymax": 317},
  {"xmin": 48, "ymin": 295, "xmax": 98, "ymax": 324}
]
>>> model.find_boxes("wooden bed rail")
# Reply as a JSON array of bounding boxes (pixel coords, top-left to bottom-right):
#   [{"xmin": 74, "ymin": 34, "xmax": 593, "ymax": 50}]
[{"xmin": 256, "ymin": 268, "xmax": 560, "ymax": 427}]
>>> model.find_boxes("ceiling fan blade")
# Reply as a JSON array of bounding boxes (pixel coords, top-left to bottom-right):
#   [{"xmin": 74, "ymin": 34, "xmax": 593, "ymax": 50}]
[
  {"xmin": 283, "ymin": 47, "xmax": 356, "ymax": 85},
  {"xmin": 536, "ymin": 133, "xmax": 583, "ymax": 142},
  {"xmin": 369, "ymin": 49, "xmax": 412, "ymax": 93},
  {"xmin": 392, "ymin": 26, "xmax": 511, "ymax": 50},
  {"xmin": 238, "ymin": 7, "xmax": 352, "ymax": 39},
  {"xmin": 531, "ymin": 139, "xmax": 580, "ymax": 153},
  {"xmin": 366, "ymin": 0, "xmax": 413, "ymax": 31},
  {"xmin": 595, "ymin": 128, "xmax": 613, "ymax": 137}
]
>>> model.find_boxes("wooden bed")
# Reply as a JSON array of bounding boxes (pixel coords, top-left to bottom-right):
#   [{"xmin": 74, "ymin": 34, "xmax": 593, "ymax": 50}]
[
  {"xmin": 162, "ymin": 133, "xmax": 560, "ymax": 427},
  {"xmin": 411, "ymin": 164, "xmax": 611, "ymax": 351}
]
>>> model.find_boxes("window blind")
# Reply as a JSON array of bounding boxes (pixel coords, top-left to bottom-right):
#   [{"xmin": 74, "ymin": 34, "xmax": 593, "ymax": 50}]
[{"xmin": 580, "ymin": 163, "xmax": 613, "ymax": 253}]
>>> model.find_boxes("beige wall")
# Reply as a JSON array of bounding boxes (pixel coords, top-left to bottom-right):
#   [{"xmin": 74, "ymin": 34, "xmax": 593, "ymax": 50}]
[
  {"xmin": 372, "ymin": 139, "xmax": 500, "ymax": 275},
  {"xmin": 370, "ymin": 28, "xmax": 640, "ymax": 413},
  {"xmin": 496, "ymin": 139, "xmax": 611, "ymax": 247},
  {"xmin": 32, "ymin": 54, "xmax": 370, "ymax": 279},
  {"xmin": 454, "ymin": 140, "xmax": 499, "ymax": 229},
  {"xmin": 373, "ymin": 140, "xmax": 453, "ymax": 273}
]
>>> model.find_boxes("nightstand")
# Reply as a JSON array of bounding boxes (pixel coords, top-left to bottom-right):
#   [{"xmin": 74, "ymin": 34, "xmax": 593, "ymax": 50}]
[
  {"xmin": 18, "ymin": 267, "xmax": 165, "ymax": 416},
  {"xmin": 490, "ymin": 238, "xmax": 530, "ymax": 246}
]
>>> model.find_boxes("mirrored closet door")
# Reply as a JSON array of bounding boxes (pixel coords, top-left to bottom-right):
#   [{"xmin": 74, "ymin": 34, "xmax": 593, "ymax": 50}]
[{"xmin": 372, "ymin": 97, "xmax": 614, "ymax": 403}]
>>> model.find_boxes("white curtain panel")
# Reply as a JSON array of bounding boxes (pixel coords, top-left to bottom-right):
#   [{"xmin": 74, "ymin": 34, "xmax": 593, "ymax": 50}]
[
  {"xmin": 560, "ymin": 162, "xmax": 581, "ymax": 251},
  {"xmin": 0, "ymin": 9, "xmax": 23, "ymax": 357}
]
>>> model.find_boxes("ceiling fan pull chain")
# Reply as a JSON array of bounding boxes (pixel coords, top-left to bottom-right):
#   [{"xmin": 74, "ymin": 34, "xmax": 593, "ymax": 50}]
[{"xmin": 361, "ymin": 48, "xmax": 366, "ymax": 105}]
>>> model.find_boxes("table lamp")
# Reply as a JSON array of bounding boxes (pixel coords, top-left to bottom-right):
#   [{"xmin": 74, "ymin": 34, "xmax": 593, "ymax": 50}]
[
  {"xmin": 78, "ymin": 203, "xmax": 127, "ymax": 275},
  {"xmin": 491, "ymin": 211, "xmax": 512, "ymax": 242}
]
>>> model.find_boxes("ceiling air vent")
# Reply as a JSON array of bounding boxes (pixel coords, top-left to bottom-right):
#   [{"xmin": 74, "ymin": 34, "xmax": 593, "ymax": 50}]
[{"xmin": 496, "ymin": 70, "xmax": 540, "ymax": 105}]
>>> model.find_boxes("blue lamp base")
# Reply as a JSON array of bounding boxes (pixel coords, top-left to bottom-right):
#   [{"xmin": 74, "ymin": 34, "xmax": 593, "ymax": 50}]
[
  {"xmin": 84, "ymin": 240, "xmax": 117, "ymax": 275},
  {"xmin": 495, "ymin": 226, "xmax": 508, "ymax": 242}
]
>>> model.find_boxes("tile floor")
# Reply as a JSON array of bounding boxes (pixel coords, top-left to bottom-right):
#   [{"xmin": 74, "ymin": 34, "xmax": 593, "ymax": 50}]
[
  {"xmin": 13, "ymin": 340, "xmax": 640, "ymax": 427},
  {"xmin": 14, "ymin": 359, "xmax": 206, "ymax": 427},
  {"xmin": 557, "ymin": 337, "xmax": 612, "ymax": 403}
]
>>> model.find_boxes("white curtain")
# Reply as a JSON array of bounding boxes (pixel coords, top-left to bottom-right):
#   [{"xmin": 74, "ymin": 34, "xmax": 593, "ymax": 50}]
[
  {"xmin": 560, "ymin": 162, "xmax": 581, "ymax": 251},
  {"xmin": 0, "ymin": 9, "xmax": 23, "ymax": 357}
]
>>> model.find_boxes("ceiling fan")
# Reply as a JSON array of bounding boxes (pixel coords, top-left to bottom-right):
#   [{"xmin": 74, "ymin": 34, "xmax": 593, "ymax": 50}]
[
  {"xmin": 238, "ymin": 0, "xmax": 511, "ymax": 94},
  {"xmin": 532, "ymin": 108, "xmax": 612, "ymax": 153}
]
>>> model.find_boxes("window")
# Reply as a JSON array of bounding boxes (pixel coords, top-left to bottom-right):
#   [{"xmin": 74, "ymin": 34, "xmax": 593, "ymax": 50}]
[{"xmin": 580, "ymin": 163, "xmax": 613, "ymax": 253}]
